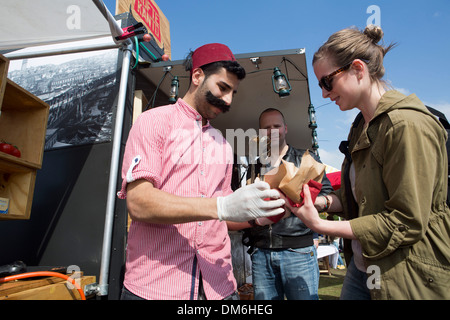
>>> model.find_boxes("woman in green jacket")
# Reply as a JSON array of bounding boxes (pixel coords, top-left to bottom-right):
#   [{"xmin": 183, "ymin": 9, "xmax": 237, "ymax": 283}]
[{"xmin": 286, "ymin": 25, "xmax": 450, "ymax": 300}]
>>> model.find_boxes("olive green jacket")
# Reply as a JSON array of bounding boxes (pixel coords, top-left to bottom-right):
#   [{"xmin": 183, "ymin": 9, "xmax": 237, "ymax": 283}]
[{"xmin": 336, "ymin": 90, "xmax": 450, "ymax": 300}]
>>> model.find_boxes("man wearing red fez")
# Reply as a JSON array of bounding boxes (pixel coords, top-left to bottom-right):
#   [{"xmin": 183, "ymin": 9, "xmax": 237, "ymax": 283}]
[{"xmin": 118, "ymin": 43, "xmax": 286, "ymax": 300}]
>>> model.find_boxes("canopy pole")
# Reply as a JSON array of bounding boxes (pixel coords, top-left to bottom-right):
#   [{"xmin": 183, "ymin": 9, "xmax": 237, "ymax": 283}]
[
  {"xmin": 98, "ymin": 41, "xmax": 133, "ymax": 297},
  {"xmin": 4, "ymin": 40, "xmax": 119, "ymax": 60},
  {"xmin": 92, "ymin": 0, "xmax": 124, "ymax": 41},
  {"xmin": 92, "ymin": 0, "xmax": 132, "ymax": 297}
]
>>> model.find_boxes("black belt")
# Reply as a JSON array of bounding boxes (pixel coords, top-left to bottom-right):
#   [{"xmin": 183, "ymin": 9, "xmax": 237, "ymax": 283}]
[{"xmin": 253, "ymin": 233, "xmax": 313, "ymax": 249}]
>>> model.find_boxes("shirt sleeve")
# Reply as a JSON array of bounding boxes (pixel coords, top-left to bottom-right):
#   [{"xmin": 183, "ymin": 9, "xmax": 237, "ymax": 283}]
[
  {"xmin": 117, "ymin": 111, "xmax": 165, "ymax": 199},
  {"xmin": 350, "ymin": 117, "xmax": 440, "ymax": 260},
  {"xmin": 222, "ymin": 163, "xmax": 234, "ymax": 197},
  {"xmin": 220, "ymin": 142, "xmax": 234, "ymax": 197}
]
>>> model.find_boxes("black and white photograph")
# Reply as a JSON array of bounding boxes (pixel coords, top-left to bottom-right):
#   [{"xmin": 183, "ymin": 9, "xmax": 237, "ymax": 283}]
[{"xmin": 8, "ymin": 47, "xmax": 120, "ymax": 150}]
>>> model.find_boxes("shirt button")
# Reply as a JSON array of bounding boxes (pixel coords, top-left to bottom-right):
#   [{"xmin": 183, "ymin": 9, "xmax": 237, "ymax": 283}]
[
  {"xmin": 196, "ymin": 115, "xmax": 201, "ymax": 120},
  {"xmin": 200, "ymin": 171, "xmax": 204, "ymax": 175},
  {"xmin": 198, "ymin": 222, "xmax": 203, "ymax": 226}
]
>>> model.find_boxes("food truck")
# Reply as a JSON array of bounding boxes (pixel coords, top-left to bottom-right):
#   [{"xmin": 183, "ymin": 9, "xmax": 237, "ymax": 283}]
[{"xmin": 0, "ymin": 0, "xmax": 321, "ymax": 300}]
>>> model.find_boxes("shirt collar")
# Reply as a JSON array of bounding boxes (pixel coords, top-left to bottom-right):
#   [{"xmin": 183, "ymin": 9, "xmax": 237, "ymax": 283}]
[{"xmin": 177, "ymin": 98, "xmax": 211, "ymax": 127}]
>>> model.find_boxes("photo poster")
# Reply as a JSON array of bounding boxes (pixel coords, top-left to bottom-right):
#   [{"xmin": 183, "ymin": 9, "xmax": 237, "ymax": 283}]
[{"xmin": 7, "ymin": 45, "xmax": 121, "ymax": 151}]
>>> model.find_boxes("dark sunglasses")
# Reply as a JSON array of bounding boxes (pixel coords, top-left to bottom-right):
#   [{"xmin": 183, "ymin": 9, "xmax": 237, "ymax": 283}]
[{"xmin": 318, "ymin": 61, "xmax": 353, "ymax": 92}]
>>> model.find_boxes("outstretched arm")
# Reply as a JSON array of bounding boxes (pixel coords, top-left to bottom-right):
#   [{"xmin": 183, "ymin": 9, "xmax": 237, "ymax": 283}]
[
  {"xmin": 127, "ymin": 179, "xmax": 286, "ymax": 224},
  {"xmin": 285, "ymin": 184, "xmax": 356, "ymax": 240}
]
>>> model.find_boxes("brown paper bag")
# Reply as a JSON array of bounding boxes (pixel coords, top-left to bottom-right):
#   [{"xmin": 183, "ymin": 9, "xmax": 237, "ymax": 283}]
[{"xmin": 264, "ymin": 151, "xmax": 325, "ymax": 203}]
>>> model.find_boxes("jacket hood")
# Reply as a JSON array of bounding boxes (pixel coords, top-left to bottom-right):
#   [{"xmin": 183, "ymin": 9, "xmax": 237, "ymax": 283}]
[
  {"xmin": 374, "ymin": 90, "xmax": 444, "ymax": 129},
  {"xmin": 375, "ymin": 90, "xmax": 432, "ymax": 118}
]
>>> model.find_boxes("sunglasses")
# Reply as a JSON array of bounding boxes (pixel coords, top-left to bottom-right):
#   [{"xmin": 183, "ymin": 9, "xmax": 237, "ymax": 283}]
[{"xmin": 318, "ymin": 61, "xmax": 353, "ymax": 92}]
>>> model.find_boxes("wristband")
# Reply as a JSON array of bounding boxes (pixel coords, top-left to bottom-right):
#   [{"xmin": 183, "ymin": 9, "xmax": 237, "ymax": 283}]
[{"xmin": 323, "ymin": 196, "xmax": 330, "ymax": 211}]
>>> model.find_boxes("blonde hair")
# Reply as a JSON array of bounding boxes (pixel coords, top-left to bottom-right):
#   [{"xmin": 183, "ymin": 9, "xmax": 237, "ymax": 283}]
[{"xmin": 313, "ymin": 25, "xmax": 396, "ymax": 83}]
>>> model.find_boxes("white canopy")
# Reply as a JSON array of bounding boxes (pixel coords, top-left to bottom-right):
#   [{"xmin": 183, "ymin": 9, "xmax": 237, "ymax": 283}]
[{"xmin": 0, "ymin": 0, "xmax": 119, "ymax": 51}]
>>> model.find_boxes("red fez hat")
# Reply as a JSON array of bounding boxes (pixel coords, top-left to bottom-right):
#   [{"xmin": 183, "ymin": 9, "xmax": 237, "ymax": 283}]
[{"xmin": 191, "ymin": 43, "xmax": 236, "ymax": 71}]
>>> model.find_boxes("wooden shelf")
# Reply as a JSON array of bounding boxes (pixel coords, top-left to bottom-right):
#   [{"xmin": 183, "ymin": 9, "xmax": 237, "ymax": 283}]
[
  {"xmin": 1, "ymin": 79, "xmax": 49, "ymax": 169},
  {"xmin": 0, "ymin": 54, "xmax": 49, "ymax": 220}
]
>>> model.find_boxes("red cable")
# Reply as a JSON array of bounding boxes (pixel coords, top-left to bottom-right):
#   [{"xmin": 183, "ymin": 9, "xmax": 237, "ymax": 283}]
[{"xmin": 0, "ymin": 271, "xmax": 86, "ymax": 300}]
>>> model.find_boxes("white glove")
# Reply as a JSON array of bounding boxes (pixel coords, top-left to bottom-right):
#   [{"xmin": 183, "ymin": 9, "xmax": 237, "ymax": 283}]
[{"xmin": 217, "ymin": 181, "xmax": 285, "ymax": 222}]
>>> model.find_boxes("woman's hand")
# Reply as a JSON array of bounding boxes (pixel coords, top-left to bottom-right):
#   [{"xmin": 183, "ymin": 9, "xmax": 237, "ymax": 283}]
[
  {"xmin": 281, "ymin": 184, "xmax": 322, "ymax": 232},
  {"xmin": 281, "ymin": 184, "xmax": 356, "ymax": 239}
]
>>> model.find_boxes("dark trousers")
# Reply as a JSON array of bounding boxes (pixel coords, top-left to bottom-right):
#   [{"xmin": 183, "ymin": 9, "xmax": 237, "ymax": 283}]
[{"xmin": 120, "ymin": 283, "xmax": 239, "ymax": 300}]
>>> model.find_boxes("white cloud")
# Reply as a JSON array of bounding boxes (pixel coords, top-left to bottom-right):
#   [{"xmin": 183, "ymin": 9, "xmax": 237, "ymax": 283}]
[
  {"xmin": 394, "ymin": 87, "xmax": 411, "ymax": 96},
  {"xmin": 423, "ymin": 101, "xmax": 450, "ymax": 120},
  {"xmin": 342, "ymin": 108, "xmax": 360, "ymax": 126},
  {"xmin": 318, "ymin": 148, "xmax": 344, "ymax": 170}
]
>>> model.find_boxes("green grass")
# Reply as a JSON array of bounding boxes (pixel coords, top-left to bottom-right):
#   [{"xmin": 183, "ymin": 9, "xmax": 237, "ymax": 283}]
[{"xmin": 318, "ymin": 267, "xmax": 346, "ymax": 300}]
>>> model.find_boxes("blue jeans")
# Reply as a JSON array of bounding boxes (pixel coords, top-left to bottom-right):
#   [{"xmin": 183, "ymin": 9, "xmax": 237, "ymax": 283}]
[
  {"xmin": 332, "ymin": 241, "xmax": 345, "ymax": 266},
  {"xmin": 251, "ymin": 246, "xmax": 319, "ymax": 300},
  {"xmin": 340, "ymin": 257, "xmax": 371, "ymax": 300}
]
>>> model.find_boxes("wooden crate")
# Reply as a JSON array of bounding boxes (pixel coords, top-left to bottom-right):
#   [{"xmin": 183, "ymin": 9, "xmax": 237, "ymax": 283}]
[
  {"xmin": 0, "ymin": 272, "xmax": 96, "ymax": 300},
  {"xmin": 0, "ymin": 54, "xmax": 49, "ymax": 220},
  {"xmin": 0, "ymin": 79, "xmax": 49, "ymax": 168},
  {"xmin": 0, "ymin": 161, "xmax": 37, "ymax": 220}
]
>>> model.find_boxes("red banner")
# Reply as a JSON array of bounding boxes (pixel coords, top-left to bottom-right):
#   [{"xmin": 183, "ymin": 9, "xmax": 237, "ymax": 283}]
[{"xmin": 134, "ymin": 0, "xmax": 161, "ymax": 42}]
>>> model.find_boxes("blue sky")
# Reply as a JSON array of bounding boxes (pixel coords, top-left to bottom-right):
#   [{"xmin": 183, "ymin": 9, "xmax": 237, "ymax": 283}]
[{"xmin": 105, "ymin": 0, "xmax": 450, "ymax": 169}]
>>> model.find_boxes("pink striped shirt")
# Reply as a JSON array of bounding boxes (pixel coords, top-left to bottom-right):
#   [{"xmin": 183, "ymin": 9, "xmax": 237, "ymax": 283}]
[{"xmin": 117, "ymin": 98, "xmax": 236, "ymax": 300}]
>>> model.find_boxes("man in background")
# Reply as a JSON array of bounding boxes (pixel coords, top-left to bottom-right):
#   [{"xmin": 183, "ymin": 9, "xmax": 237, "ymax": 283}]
[{"xmin": 228, "ymin": 108, "xmax": 333, "ymax": 300}]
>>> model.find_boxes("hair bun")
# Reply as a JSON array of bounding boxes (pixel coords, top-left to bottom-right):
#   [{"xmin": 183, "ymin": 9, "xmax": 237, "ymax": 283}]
[{"xmin": 364, "ymin": 25, "xmax": 384, "ymax": 43}]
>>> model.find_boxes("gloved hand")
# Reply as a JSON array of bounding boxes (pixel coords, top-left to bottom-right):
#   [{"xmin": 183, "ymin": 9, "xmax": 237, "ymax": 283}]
[{"xmin": 217, "ymin": 181, "xmax": 285, "ymax": 222}]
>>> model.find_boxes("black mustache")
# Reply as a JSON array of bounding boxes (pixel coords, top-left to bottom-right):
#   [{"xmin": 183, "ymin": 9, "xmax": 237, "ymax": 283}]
[{"xmin": 206, "ymin": 91, "xmax": 230, "ymax": 113}]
